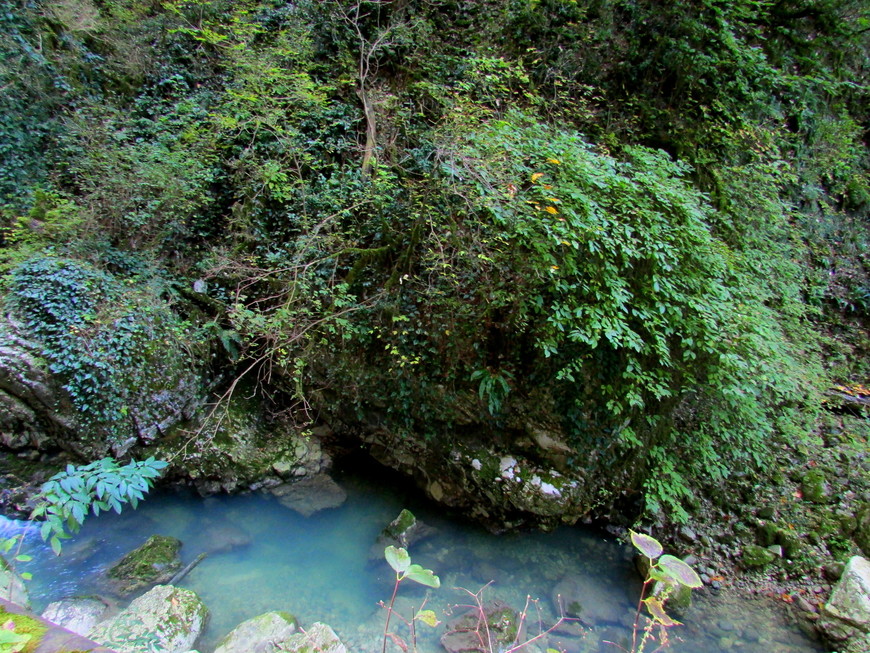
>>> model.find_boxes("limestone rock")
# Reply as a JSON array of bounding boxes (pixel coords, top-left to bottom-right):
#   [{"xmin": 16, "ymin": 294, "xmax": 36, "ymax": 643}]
[
  {"xmin": 42, "ymin": 596, "xmax": 110, "ymax": 636},
  {"xmin": 107, "ymin": 535, "xmax": 182, "ymax": 596},
  {"xmin": 820, "ymin": 556, "xmax": 870, "ymax": 644},
  {"xmin": 213, "ymin": 611, "xmax": 298, "ymax": 653},
  {"xmin": 0, "ymin": 555, "xmax": 30, "ymax": 608},
  {"xmin": 278, "ymin": 622, "xmax": 347, "ymax": 653},
  {"xmin": 89, "ymin": 584, "xmax": 208, "ymax": 653},
  {"xmin": 270, "ymin": 474, "xmax": 347, "ymax": 517},
  {"xmin": 551, "ymin": 574, "xmax": 629, "ymax": 626}
]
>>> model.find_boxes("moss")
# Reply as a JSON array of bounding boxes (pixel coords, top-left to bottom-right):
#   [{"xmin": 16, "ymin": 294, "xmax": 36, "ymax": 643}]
[
  {"xmin": 108, "ymin": 534, "xmax": 181, "ymax": 593},
  {"xmin": 0, "ymin": 607, "xmax": 48, "ymax": 653}
]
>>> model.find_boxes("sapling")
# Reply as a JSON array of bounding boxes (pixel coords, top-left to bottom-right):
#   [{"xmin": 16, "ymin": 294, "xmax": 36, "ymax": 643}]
[
  {"xmin": 605, "ymin": 531, "xmax": 702, "ymax": 653},
  {"xmin": 382, "ymin": 545, "xmax": 441, "ymax": 653}
]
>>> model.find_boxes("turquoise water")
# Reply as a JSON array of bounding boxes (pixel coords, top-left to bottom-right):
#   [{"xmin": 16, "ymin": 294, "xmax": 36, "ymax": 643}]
[{"xmin": 9, "ymin": 462, "xmax": 822, "ymax": 653}]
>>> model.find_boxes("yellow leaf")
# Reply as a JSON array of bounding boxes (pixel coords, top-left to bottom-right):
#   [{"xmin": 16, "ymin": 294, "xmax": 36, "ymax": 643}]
[
  {"xmin": 644, "ymin": 597, "xmax": 681, "ymax": 627},
  {"xmin": 547, "ymin": 158, "xmax": 561, "ymax": 164},
  {"xmin": 545, "ymin": 206, "xmax": 558, "ymax": 214},
  {"xmin": 415, "ymin": 610, "xmax": 440, "ymax": 627},
  {"xmin": 531, "ymin": 172, "xmax": 545, "ymax": 183}
]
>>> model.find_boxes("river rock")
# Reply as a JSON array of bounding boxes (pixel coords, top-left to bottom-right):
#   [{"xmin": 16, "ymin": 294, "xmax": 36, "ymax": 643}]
[
  {"xmin": 820, "ymin": 556, "xmax": 870, "ymax": 644},
  {"xmin": 278, "ymin": 622, "xmax": 347, "ymax": 653},
  {"xmin": 42, "ymin": 596, "xmax": 111, "ymax": 636},
  {"xmin": 107, "ymin": 535, "xmax": 182, "ymax": 596},
  {"xmin": 271, "ymin": 474, "xmax": 347, "ymax": 517},
  {"xmin": 441, "ymin": 600, "xmax": 521, "ymax": 653},
  {"xmin": 213, "ymin": 611, "xmax": 299, "ymax": 653},
  {"xmin": 0, "ymin": 555, "xmax": 30, "ymax": 608},
  {"xmin": 369, "ymin": 509, "xmax": 435, "ymax": 560},
  {"xmin": 551, "ymin": 573, "xmax": 627, "ymax": 625},
  {"xmin": 89, "ymin": 585, "xmax": 208, "ymax": 653}
]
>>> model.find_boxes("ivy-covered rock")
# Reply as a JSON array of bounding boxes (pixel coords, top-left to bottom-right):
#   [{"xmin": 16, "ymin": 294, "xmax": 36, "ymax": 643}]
[
  {"xmin": 213, "ymin": 611, "xmax": 299, "ymax": 653},
  {"xmin": 89, "ymin": 585, "xmax": 208, "ymax": 653},
  {"xmin": 107, "ymin": 535, "xmax": 182, "ymax": 596},
  {"xmin": 370, "ymin": 509, "xmax": 435, "ymax": 559}
]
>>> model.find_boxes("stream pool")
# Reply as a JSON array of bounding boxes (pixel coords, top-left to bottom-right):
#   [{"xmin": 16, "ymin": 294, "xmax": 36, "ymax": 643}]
[{"xmin": 9, "ymin": 460, "xmax": 823, "ymax": 653}]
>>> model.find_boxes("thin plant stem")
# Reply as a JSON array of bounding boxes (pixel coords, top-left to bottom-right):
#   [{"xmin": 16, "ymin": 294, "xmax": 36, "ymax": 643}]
[{"xmin": 382, "ymin": 575, "xmax": 401, "ymax": 653}]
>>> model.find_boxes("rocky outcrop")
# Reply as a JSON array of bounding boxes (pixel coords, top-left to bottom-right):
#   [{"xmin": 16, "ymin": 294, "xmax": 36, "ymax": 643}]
[
  {"xmin": 89, "ymin": 585, "xmax": 208, "ymax": 653},
  {"xmin": 213, "ymin": 611, "xmax": 299, "ymax": 653},
  {"xmin": 820, "ymin": 556, "xmax": 870, "ymax": 649},
  {"xmin": 41, "ymin": 597, "xmax": 111, "ymax": 636},
  {"xmin": 107, "ymin": 535, "xmax": 183, "ymax": 596}
]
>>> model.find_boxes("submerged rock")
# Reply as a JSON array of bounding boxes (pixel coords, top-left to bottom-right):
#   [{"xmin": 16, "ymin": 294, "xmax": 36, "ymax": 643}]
[
  {"xmin": 270, "ymin": 474, "xmax": 347, "ymax": 517},
  {"xmin": 551, "ymin": 574, "xmax": 628, "ymax": 626},
  {"xmin": 820, "ymin": 556, "xmax": 870, "ymax": 645},
  {"xmin": 200, "ymin": 521, "xmax": 252, "ymax": 555},
  {"xmin": 107, "ymin": 535, "xmax": 182, "ymax": 596},
  {"xmin": 213, "ymin": 611, "xmax": 299, "ymax": 653},
  {"xmin": 440, "ymin": 600, "xmax": 521, "ymax": 653},
  {"xmin": 89, "ymin": 584, "xmax": 208, "ymax": 653}
]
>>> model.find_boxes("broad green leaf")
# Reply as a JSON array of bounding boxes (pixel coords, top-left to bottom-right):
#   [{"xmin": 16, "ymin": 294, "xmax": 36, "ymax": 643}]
[
  {"xmin": 658, "ymin": 555, "xmax": 702, "ymax": 588},
  {"xmin": 385, "ymin": 545, "xmax": 410, "ymax": 574},
  {"xmin": 20, "ymin": 572, "xmax": 32, "ymax": 580},
  {"xmin": 415, "ymin": 610, "xmax": 440, "ymax": 627},
  {"xmin": 405, "ymin": 563, "xmax": 440, "ymax": 588},
  {"xmin": 50, "ymin": 536, "xmax": 62, "ymax": 556},
  {"xmin": 630, "ymin": 530, "xmax": 663, "ymax": 559},
  {"xmin": 14, "ymin": 555, "xmax": 31, "ymax": 562}
]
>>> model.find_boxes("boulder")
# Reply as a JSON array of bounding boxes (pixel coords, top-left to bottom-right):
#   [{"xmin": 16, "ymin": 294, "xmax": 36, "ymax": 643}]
[
  {"xmin": 0, "ymin": 555, "xmax": 30, "ymax": 608},
  {"xmin": 440, "ymin": 600, "xmax": 521, "ymax": 653},
  {"xmin": 89, "ymin": 584, "xmax": 208, "ymax": 653},
  {"xmin": 213, "ymin": 611, "xmax": 299, "ymax": 653},
  {"xmin": 278, "ymin": 622, "xmax": 347, "ymax": 653},
  {"xmin": 270, "ymin": 474, "xmax": 347, "ymax": 517},
  {"xmin": 551, "ymin": 573, "xmax": 629, "ymax": 626},
  {"xmin": 42, "ymin": 596, "xmax": 110, "ymax": 636},
  {"xmin": 107, "ymin": 535, "xmax": 183, "ymax": 596},
  {"xmin": 820, "ymin": 556, "xmax": 870, "ymax": 644}
]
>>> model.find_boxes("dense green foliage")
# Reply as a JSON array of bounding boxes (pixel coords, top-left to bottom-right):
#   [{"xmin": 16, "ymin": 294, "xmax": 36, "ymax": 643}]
[{"xmin": 0, "ymin": 0, "xmax": 867, "ymax": 518}]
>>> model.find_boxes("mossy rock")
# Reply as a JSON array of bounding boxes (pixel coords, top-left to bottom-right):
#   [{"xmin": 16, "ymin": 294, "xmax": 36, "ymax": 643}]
[
  {"xmin": 107, "ymin": 535, "xmax": 182, "ymax": 596},
  {"xmin": 742, "ymin": 544, "xmax": 777, "ymax": 568},
  {"xmin": 855, "ymin": 503, "xmax": 870, "ymax": 557},
  {"xmin": 214, "ymin": 611, "xmax": 299, "ymax": 653},
  {"xmin": 801, "ymin": 469, "xmax": 830, "ymax": 504}
]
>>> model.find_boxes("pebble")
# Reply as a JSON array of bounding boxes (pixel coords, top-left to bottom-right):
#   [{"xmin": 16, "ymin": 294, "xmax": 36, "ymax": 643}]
[{"xmin": 679, "ymin": 526, "xmax": 698, "ymax": 543}]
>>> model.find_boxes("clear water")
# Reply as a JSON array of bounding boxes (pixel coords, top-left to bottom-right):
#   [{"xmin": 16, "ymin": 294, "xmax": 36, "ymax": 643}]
[{"xmin": 7, "ymin": 462, "xmax": 822, "ymax": 653}]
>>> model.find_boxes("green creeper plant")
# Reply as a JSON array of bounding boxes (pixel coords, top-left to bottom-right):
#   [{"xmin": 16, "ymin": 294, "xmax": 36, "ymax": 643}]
[
  {"xmin": 608, "ymin": 531, "xmax": 702, "ymax": 653},
  {"xmin": 382, "ymin": 545, "xmax": 440, "ymax": 653}
]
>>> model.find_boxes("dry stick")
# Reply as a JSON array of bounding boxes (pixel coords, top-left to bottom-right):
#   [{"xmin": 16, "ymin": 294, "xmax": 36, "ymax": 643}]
[{"xmin": 169, "ymin": 552, "xmax": 207, "ymax": 585}]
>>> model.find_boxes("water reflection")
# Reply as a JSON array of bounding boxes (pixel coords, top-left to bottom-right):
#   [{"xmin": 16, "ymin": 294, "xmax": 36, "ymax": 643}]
[{"xmin": 9, "ymin": 463, "xmax": 821, "ymax": 653}]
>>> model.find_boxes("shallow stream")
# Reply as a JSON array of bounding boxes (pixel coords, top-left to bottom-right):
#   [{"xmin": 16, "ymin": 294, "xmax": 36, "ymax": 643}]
[{"xmin": 10, "ymin": 461, "xmax": 822, "ymax": 653}]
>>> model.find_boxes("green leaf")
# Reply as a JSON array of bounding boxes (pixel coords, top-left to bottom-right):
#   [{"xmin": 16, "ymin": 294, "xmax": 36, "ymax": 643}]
[
  {"xmin": 657, "ymin": 554, "xmax": 702, "ymax": 588},
  {"xmin": 414, "ymin": 610, "xmax": 440, "ymax": 627},
  {"xmin": 404, "ymin": 563, "xmax": 440, "ymax": 588},
  {"xmin": 630, "ymin": 530, "xmax": 663, "ymax": 559},
  {"xmin": 384, "ymin": 545, "xmax": 410, "ymax": 574},
  {"xmin": 20, "ymin": 572, "xmax": 32, "ymax": 580},
  {"xmin": 13, "ymin": 555, "xmax": 31, "ymax": 562},
  {"xmin": 50, "ymin": 536, "xmax": 62, "ymax": 556}
]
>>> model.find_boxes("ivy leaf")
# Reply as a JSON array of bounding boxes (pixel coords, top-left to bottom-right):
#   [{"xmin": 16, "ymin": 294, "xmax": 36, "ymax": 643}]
[
  {"xmin": 630, "ymin": 530, "xmax": 663, "ymax": 559},
  {"xmin": 658, "ymin": 555, "xmax": 702, "ymax": 588},
  {"xmin": 384, "ymin": 546, "xmax": 410, "ymax": 574}
]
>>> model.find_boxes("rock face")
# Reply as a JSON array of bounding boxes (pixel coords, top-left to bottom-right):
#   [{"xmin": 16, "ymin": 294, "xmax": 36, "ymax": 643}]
[
  {"xmin": 270, "ymin": 474, "xmax": 347, "ymax": 517},
  {"xmin": 107, "ymin": 535, "xmax": 183, "ymax": 596},
  {"xmin": 820, "ymin": 556, "xmax": 870, "ymax": 646},
  {"xmin": 41, "ymin": 596, "xmax": 110, "ymax": 636},
  {"xmin": 213, "ymin": 611, "xmax": 299, "ymax": 653},
  {"xmin": 278, "ymin": 622, "xmax": 347, "ymax": 653},
  {"xmin": 89, "ymin": 585, "xmax": 208, "ymax": 653}
]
